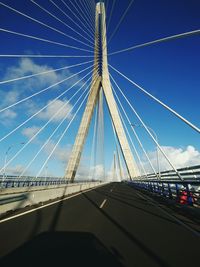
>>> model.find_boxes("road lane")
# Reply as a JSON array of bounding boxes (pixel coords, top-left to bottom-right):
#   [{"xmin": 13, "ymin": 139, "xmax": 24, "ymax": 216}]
[
  {"xmin": 100, "ymin": 198, "xmax": 107, "ymax": 209},
  {"xmin": 0, "ymin": 182, "xmax": 199, "ymax": 267},
  {"xmin": 91, "ymin": 183, "xmax": 199, "ymax": 266}
]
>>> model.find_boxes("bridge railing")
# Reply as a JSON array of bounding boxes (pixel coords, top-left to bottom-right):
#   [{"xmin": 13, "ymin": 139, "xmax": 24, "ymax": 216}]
[
  {"xmin": 0, "ymin": 176, "xmax": 100, "ymax": 189},
  {"xmin": 130, "ymin": 180, "xmax": 200, "ymax": 207},
  {"xmin": 139, "ymin": 164, "xmax": 200, "ymax": 181},
  {"xmin": 130, "ymin": 165, "xmax": 200, "ymax": 207}
]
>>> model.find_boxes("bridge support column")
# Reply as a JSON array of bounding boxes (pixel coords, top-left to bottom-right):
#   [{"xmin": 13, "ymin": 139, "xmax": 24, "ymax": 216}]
[
  {"xmin": 64, "ymin": 78, "xmax": 101, "ymax": 182},
  {"xmin": 64, "ymin": 2, "xmax": 138, "ymax": 182}
]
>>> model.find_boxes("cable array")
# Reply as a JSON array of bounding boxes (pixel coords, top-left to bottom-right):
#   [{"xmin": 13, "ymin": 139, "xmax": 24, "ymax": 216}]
[{"xmin": 0, "ymin": 0, "xmax": 198, "ymax": 184}]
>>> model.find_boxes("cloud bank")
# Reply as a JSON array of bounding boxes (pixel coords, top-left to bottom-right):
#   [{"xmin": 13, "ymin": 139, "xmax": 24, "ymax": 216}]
[{"xmin": 142, "ymin": 145, "xmax": 200, "ymax": 174}]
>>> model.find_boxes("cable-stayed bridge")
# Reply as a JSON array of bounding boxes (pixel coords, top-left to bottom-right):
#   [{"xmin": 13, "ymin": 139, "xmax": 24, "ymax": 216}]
[{"xmin": 0, "ymin": 1, "xmax": 199, "ymax": 266}]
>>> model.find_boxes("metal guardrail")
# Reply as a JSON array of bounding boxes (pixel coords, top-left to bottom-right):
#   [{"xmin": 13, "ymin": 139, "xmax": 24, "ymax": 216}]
[
  {"xmin": 129, "ymin": 165, "xmax": 200, "ymax": 207},
  {"xmin": 129, "ymin": 180, "xmax": 200, "ymax": 207},
  {"xmin": 0, "ymin": 176, "xmax": 101, "ymax": 189},
  {"xmin": 138, "ymin": 164, "xmax": 200, "ymax": 181}
]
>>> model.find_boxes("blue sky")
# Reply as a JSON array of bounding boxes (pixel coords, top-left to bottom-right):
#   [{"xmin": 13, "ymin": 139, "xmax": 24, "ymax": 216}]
[{"xmin": 0, "ymin": 0, "xmax": 199, "ymax": 179}]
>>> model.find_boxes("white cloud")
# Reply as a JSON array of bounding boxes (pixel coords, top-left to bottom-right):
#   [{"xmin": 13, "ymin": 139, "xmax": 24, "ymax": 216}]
[
  {"xmin": 0, "ymin": 90, "xmax": 19, "ymax": 125},
  {"xmin": 0, "ymin": 109, "xmax": 17, "ymax": 126},
  {"xmin": 0, "ymin": 90, "xmax": 20, "ymax": 124},
  {"xmin": 162, "ymin": 145, "xmax": 200, "ymax": 168},
  {"xmin": 0, "ymin": 59, "xmax": 85, "ymax": 125},
  {"xmin": 76, "ymin": 165, "xmax": 89, "ymax": 180},
  {"xmin": 22, "ymin": 126, "xmax": 41, "ymax": 139},
  {"xmin": 142, "ymin": 145, "xmax": 200, "ymax": 173},
  {"xmin": 86, "ymin": 164, "xmax": 126, "ymax": 182},
  {"xmin": 5, "ymin": 58, "xmax": 61, "ymax": 89},
  {"xmin": 0, "ymin": 90, "xmax": 20, "ymax": 108},
  {"xmin": 0, "ymin": 109, "xmax": 17, "ymax": 120},
  {"xmin": 88, "ymin": 164, "xmax": 104, "ymax": 180},
  {"xmin": 3, "ymin": 164, "xmax": 29, "ymax": 176},
  {"xmin": 4, "ymin": 58, "xmax": 84, "ymax": 91},
  {"xmin": 106, "ymin": 166, "xmax": 122, "ymax": 182},
  {"xmin": 44, "ymin": 140, "xmax": 72, "ymax": 163},
  {"xmin": 37, "ymin": 99, "xmax": 73, "ymax": 122}
]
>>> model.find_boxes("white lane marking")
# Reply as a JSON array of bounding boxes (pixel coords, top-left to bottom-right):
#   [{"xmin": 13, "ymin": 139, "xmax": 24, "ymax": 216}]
[
  {"xmin": 0, "ymin": 184, "xmax": 106, "ymax": 224},
  {"xmin": 100, "ymin": 199, "xmax": 107, "ymax": 209},
  {"xmin": 136, "ymin": 191, "xmax": 200, "ymax": 238}
]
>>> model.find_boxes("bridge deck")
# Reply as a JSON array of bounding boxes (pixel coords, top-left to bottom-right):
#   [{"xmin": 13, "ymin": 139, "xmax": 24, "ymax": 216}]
[{"xmin": 0, "ymin": 182, "xmax": 199, "ymax": 267}]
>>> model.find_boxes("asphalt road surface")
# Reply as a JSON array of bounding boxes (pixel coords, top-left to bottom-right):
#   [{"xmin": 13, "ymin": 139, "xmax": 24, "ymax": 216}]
[{"xmin": 0, "ymin": 182, "xmax": 199, "ymax": 267}]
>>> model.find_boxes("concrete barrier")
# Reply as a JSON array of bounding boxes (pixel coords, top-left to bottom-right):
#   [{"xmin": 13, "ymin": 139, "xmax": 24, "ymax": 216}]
[{"xmin": 0, "ymin": 182, "xmax": 107, "ymax": 215}]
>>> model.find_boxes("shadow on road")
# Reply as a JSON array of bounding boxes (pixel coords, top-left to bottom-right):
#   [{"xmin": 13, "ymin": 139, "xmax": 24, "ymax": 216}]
[
  {"xmin": 0, "ymin": 185, "xmax": 126, "ymax": 267},
  {"xmin": 0, "ymin": 231, "xmax": 124, "ymax": 267},
  {"xmin": 94, "ymin": 187, "xmax": 179, "ymax": 225},
  {"xmin": 133, "ymin": 187, "xmax": 200, "ymax": 226},
  {"xmin": 83, "ymin": 192, "xmax": 170, "ymax": 267}
]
